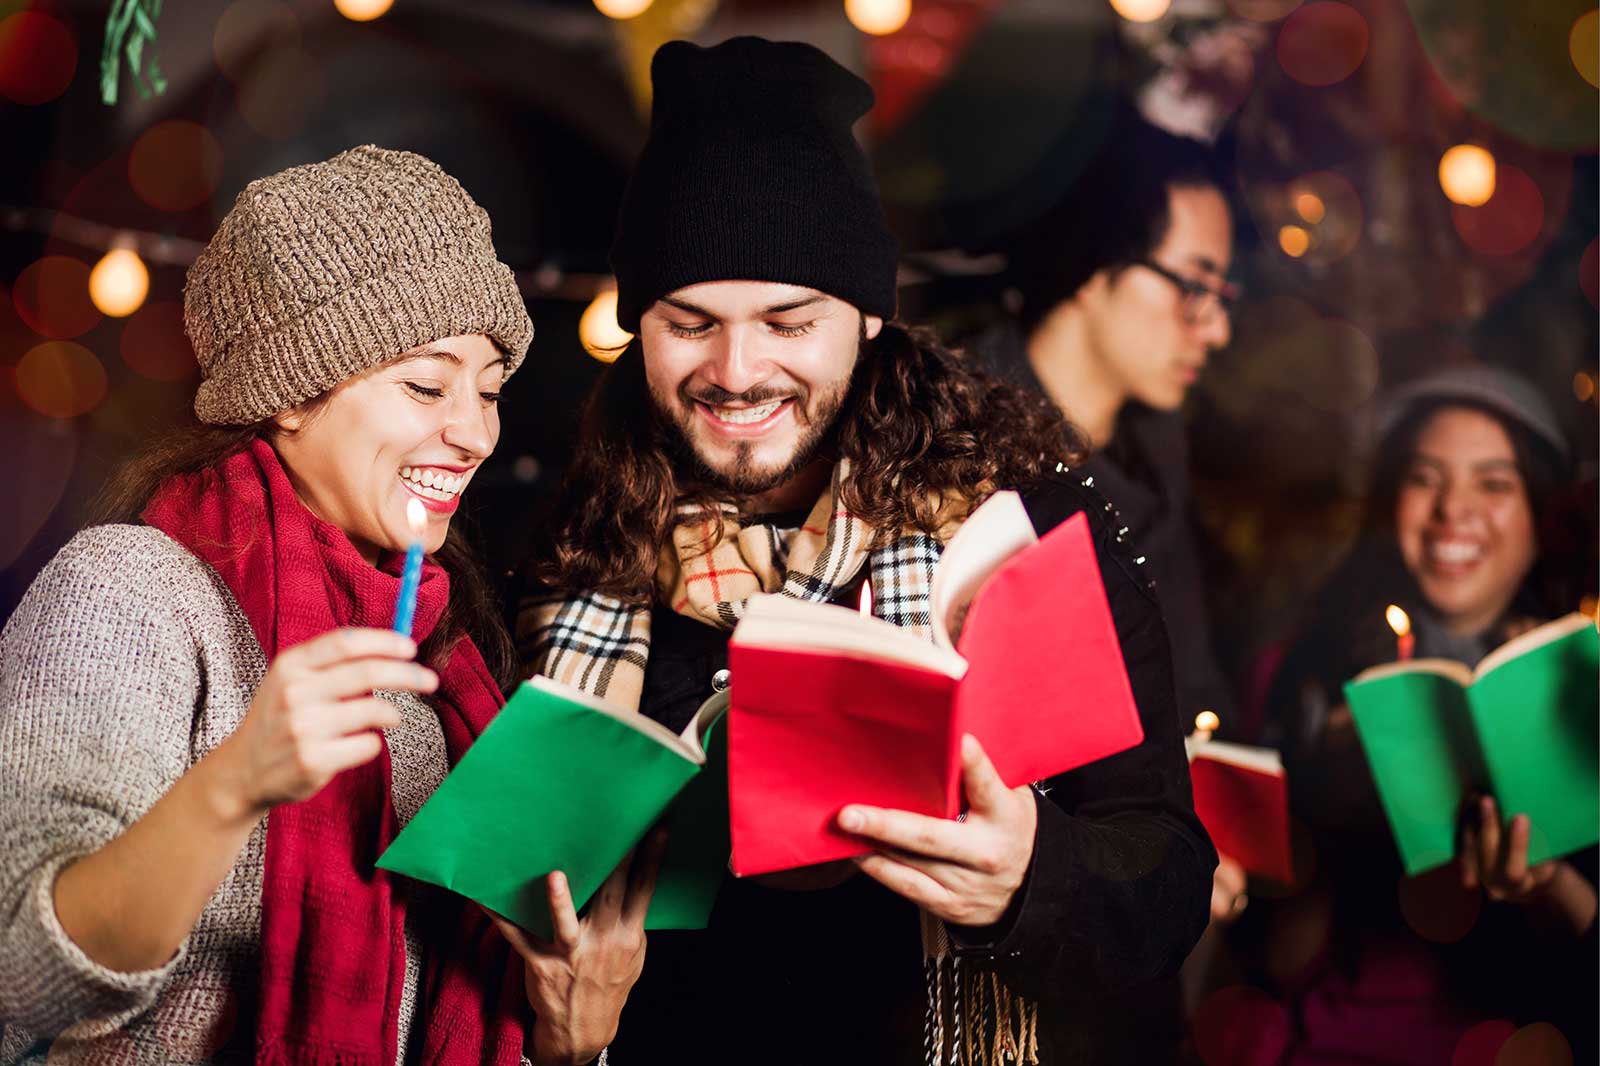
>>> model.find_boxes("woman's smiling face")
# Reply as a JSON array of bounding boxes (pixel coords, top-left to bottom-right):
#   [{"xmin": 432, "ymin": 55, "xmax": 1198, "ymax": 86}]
[
  {"xmin": 1394, "ymin": 405, "xmax": 1538, "ymax": 637},
  {"xmin": 271, "ymin": 333, "xmax": 506, "ymax": 561}
]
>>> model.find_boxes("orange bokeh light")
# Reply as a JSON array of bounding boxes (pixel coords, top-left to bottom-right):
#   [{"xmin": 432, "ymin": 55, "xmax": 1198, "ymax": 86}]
[
  {"xmin": 1277, "ymin": 2, "xmax": 1368, "ymax": 87},
  {"xmin": 15, "ymin": 341, "xmax": 109, "ymax": 419},
  {"xmin": 1451, "ymin": 164, "xmax": 1544, "ymax": 257},
  {"xmin": 121, "ymin": 302, "xmax": 199, "ymax": 382},
  {"xmin": 1571, "ymin": 11, "xmax": 1598, "ymax": 90},
  {"xmin": 1493, "ymin": 1023, "xmax": 1573, "ymax": 1066},
  {"xmin": 130, "ymin": 121, "xmax": 225, "ymax": 212},
  {"xmin": 0, "ymin": 11, "xmax": 78, "ymax": 105},
  {"xmin": 12, "ymin": 256, "xmax": 101, "ymax": 339},
  {"xmin": 1278, "ymin": 225, "xmax": 1311, "ymax": 258}
]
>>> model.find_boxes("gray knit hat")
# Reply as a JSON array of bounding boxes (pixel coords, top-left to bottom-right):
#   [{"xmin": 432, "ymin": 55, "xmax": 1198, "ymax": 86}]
[{"xmin": 185, "ymin": 145, "xmax": 533, "ymax": 425}]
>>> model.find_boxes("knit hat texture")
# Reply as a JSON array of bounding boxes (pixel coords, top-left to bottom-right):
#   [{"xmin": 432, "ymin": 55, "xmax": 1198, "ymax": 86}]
[
  {"xmin": 609, "ymin": 37, "xmax": 899, "ymax": 333},
  {"xmin": 185, "ymin": 145, "xmax": 533, "ymax": 425}
]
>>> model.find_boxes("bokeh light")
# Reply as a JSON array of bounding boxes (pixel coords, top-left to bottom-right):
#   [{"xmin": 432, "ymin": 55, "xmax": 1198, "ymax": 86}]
[
  {"xmin": 1438, "ymin": 145, "xmax": 1497, "ymax": 207},
  {"xmin": 0, "ymin": 11, "xmax": 78, "ymax": 105},
  {"xmin": 1397, "ymin": 865, "xmax": 1480, "ymax": 943},
  {"xmin": 1109, "ymin": 0, "xmax": 1171, "ymax": 23},
  {"xmin": 1227, "ymin": 0, "xmax": 1300, "ymax": 20},
  {"xmin": 1493, "ymin": 1023, "xmax": 1572, "ymax": 1066},
  {"xmin": 89, "ymin": 248, "xmax": 150, "ymax": 318},
  {"xmin": 1293, "ymin": 191, "xmax": 1325, "ymax": 224},
  {"xmin": 129, "ymin": 121, "xmax": 225, "ymax": 212},
  {"xmin": 1574, "ymin": 372, "xmax": 1596, "ymax": 404},
  {"xmin": 1277, "ymin": 2, "xmax": 1368, "ymax": 87},
  {"xmin": 334, "ymin": 0, "xmax": 395, "ymax": 21},
  {"xmin": 1571, "ymin": 11, "xmax": 1599, "ymax": 89},
  {"xmin": 593, "ymin": 0, "xmax": 654, "ymax": 18},
  {"xmin": 121, "ymin": 302, "xmax": 198, "ymax": 381},
  {"xmin": 579, "ymin": 289, "xmax": 633, "ymax": 363},
  {"xmin": 1191, "ymin": 986, "xmax": 1292, "ymax": 1066},
  {"xmin": 16, "ymin": 341, "xmax": 109, "ymax": 419},
  {"xmin": 236, "ymin": 47, "xmax": 325, "ymax": 139},
  {"xmin": 213, "ymin": 1, "xmax": 301, "ymax": 83},
  {"xmin": 1451, "ymin": 1020, "xmax": 1517, "ymax": 1066},
  {"xmin": 1580, "ymin": 238, "xmax": 1598, "ymax": 309},
  {"xmin": 13, "ymin": 256, "xmax": 101, "ymax": 339},
  {"xmin": 1451, "ymin": 164, "xmax": 1544, "ymax": 257},
  {"xmin": 1194, "ymin": 710, "xmax": 1220, "ymax": 733},
  {"xmin": 1278, "ymin": 225, "xmax": 1310, "ymax": 258},
  {"xmin": 846, "ymin": 0, "xmax": 912, "ymax": 36}
]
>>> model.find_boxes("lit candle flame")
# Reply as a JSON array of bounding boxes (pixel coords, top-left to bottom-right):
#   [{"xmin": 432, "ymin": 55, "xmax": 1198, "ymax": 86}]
[
  {"xmin": 1194, "ymin": 710, "xmax": 1220, "ymax": 734},
  {"xmin": 859, "ymin": 579, "xmax": 873, "ymax": 618},
  {"xmin": 1385, "ymin": 604, "xmax": 1411, "ymax": 638},
  {"xmin": 406, "ymin": 497, "xmax": 427, "ymax": 538}
]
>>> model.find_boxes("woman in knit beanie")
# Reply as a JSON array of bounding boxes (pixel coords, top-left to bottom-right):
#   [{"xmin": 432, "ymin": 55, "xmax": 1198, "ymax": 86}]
[{"xmin": 0, "ymin": 147, "xmax": 649, "ymax": 1065}]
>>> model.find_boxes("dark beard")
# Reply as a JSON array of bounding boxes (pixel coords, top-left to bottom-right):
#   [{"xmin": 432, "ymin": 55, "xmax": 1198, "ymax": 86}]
[{"xmin": 652, "ymin": 366, "xmax": 855, "ymax": 500}]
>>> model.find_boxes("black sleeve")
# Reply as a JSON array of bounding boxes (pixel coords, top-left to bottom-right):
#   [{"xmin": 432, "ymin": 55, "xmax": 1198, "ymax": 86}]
[{"xmin": 946, "ymin": 473, "xmax": 1217, "ymax": 998}]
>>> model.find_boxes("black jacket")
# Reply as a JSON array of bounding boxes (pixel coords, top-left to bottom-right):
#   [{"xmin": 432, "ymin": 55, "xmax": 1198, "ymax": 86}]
[{"xmin": 607, "ymin": 472, "xmax": 1216, "ymax": 1065}]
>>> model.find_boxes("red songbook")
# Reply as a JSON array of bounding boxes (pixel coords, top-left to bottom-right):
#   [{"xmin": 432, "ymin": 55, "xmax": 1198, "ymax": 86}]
[
  {"xmin": 725, "ymin": 491, "xmax": 1145, "ymax": 876},
  {"xmin": 1186, "ymin": 739, "xmax": 1293, "ymax": 884}
]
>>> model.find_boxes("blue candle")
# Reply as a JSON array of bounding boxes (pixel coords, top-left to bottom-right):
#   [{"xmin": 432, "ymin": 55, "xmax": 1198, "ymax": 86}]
[{"xmin": 393, "ymin": 497, "xmax": 427, "ymax": 637}]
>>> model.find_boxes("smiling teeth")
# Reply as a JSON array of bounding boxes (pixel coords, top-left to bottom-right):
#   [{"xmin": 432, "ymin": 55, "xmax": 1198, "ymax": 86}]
[
  {"xmin": 400, "ymin": 467, "xmax": 466, "ymax": 500},
  {"xmin": 711, "ymin": 401, "xmax": 783, "ymax": 424},
  {"xmin": 1429, "ymin": 541, "xmax": 1483, "ymax": 564}
]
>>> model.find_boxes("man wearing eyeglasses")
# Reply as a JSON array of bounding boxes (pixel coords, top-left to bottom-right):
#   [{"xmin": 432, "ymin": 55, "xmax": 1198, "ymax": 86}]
[{"xmin": 971, "ymin": 112, "xmax": 1244, "ymax": 929}]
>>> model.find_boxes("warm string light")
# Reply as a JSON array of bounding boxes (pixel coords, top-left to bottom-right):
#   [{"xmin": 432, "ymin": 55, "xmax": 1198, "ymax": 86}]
[
  {"xmin": 1278, "ymin": 225, "xmax": 1311, "ymax": 258},
  {"xmin": 593, "ymin": 0, "xmax": 653, "ymax": 18},
  {"xmin": 1108, "ymin": 0, "xmax": 1171, "ymax": 22},
  {"xmin": 845, "ymin": 0, "xmax": 912, "ymax": 36},
  {"xmin": 578, "ymin": 288, "xmax": 633, "ymax": 363},
  {"xmin": 333, "ymin": 0, "xmax": 394, "ymax": 21},
  {"xmin": 88, "ymin": 245, "xmax": 149, "ymax": 317},
  {"xmin": 1438, "ymin": 144, "xmax": 1496, "ymax": 207}
]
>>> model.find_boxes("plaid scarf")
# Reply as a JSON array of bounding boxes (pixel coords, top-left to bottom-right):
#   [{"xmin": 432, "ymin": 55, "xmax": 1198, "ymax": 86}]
[{"xmin": 519, "ymin": 462, "xmax": 1039, "ymax": 1065}]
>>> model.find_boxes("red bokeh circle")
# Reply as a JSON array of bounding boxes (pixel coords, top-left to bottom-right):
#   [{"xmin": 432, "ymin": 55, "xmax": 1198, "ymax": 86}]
[
  {"xmin": 0, "ymin": 12, "xmax": 78, "ymax": 105},
  {"xmin": 13, "ymin": 256, "xmax": 101, "ymax": 339},
  {"xmin": 1451, "ymin": 165, "xmax": 1545, "ymax": 257},
  {"xmin": 120, "ymin": 302, "xmax": 199, "ymax": 381},
  {"xmin": 1277, "ymin": 2, "xmax": 1369, "ymax": 87},
  {"xmin": 129, "ymin": 121, "xmax": 225, "ymax": 212}
]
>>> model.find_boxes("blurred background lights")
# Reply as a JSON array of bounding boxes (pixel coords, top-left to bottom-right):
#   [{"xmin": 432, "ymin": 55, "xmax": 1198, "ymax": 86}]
[
  {"xmin": 579, "ymin": 288, "xmax": 633, "ymax": 363},
  {"xmin": 1438, "ymin": 144, "xmax": 1496, "ymax": 207},
  {"xmin": 1108, "ymin": 0, "xmax": 1171, "ymax": 23},
  {"xmin": 89, "ymin": 246, "xmax": 150, "ymax": 318},
  {"xmin": 1492, "ymin": 1022, "xmax": 1573, "ymax": 1066},
  {"xmin": 1569, "ymin": 10, "xmax": 1598, "ymax": 90},
  {"xmin": 1293, "ymin": 191, "xmax": 1325, "ymax": 224},
  {"xmin": 1451, "ymin": 1020, "xmax": 1518, "ymax": 1066},
  {"xmin": 1227, "ymin": 0, "xmax": 1301, "ymax": 20},
  {"xmin": 1574, "ymin": 372, "xmax": 1596, "ymax": 404},
  {"xmin": 845, "ymin": 0, "xmax": 912, "ymax": 36},
  {"xmin": 129, "ymin": 121, "xmax": 225, "ymax": 212},
  {"xmin": 1278, "ymin": 225, "xmax": 1310, "ymax": 258},
  {"xmin": 214, "ymin": 1, "xmax": 301, "ymax": 84},
  {"xmin": 121, "ymin": 302, "xmax": 198, "ymax": 381},
  {"xmin": 13, "ymin": 256, "xmax": 101, "ymax": 339},
  {"xmin": 593, "ymin": 0, "xmax": 654, "ymax": 18},
  {"xmin": 333, "ymin": 0, "xmax": 395, "ymax": 21},
  {"xmin": 0, "ymin": 11, "xmax": 78, "ymax": 105},
  {"xmin": 1450, "ymin": 164, "xmax": 1544, "ymax": 257},
  {"xmin": 1276, "ymin": 2, "xmax": 1368, "ymax": 87},
  {"xmin": 16, "ymin": 341, "xmax": 109, "ymax": 419}
]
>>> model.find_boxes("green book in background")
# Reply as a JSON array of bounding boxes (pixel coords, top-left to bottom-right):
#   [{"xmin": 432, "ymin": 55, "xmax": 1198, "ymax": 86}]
[
  {"xmin": 377, "ymin": 676, "xmax": 730, "ymax": 940},
  {"xmin": 1344, "ymin": 613, "xmax": 1599, "ymax": 876}
]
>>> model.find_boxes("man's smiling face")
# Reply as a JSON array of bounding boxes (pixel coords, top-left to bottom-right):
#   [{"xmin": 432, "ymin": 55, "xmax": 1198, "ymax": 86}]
[{"xmin": 639, "ymin": 280, "xmax": 883, "ymax": 499}]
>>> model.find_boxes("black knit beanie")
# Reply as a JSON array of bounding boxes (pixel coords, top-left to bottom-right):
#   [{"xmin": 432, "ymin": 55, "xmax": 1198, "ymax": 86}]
[{"xmin": 609, "ymin": 37, "xmax": 900, "ymax": 332}]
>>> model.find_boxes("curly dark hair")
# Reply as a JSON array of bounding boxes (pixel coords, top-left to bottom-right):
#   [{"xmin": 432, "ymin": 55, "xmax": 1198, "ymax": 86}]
[{"xmin": 531, "ymin": 321, "xmax": 1088, "ymax": 602}]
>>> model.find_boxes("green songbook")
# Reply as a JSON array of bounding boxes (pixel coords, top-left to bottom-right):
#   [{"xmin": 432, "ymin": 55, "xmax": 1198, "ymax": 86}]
[
  {"xmin": 1344, "ymin": 613, "xmax": 1599, "ymax": 875},
  {"xmin": 377, "ymin": 676, "xmax": 730, "ymax": 939}
]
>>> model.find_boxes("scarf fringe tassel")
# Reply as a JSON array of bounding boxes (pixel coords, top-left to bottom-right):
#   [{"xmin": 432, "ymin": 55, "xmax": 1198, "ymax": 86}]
[{"xmin": 923, "ymin": 955, "xmax": 1040, "ymax": 1066}]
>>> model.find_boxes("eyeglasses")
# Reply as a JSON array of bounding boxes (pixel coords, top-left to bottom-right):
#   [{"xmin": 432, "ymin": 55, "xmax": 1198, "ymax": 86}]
[{"xmin": 1134, "ymin": 260, "xmax": 1241, "ymax": 325}]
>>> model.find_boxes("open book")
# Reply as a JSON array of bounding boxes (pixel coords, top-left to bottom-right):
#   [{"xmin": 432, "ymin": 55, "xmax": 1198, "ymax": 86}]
[
  {"xmin": 1184, "ymin": 738, "xmax": 1293, "ymax": 884},
  {"xmin": 725, "ymin": 490, "xmax": 1144, "ymax": 876},
  {"xmin": 377, "ymin": 676, "xmax": 730, "ymax": 939},
  {"xmin": 1344, "ymin": 613, "xmax": 1599, "ymax": 875}
]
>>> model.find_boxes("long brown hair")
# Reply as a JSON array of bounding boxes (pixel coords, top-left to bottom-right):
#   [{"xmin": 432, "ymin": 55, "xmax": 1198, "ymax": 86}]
[
  {"xmin": 532, "ymin": 321, "xmax": 1088, "ymax": 601},
  {"xmin": 95, "ymin": 411, "xmax": 517, "ymax": 689}
]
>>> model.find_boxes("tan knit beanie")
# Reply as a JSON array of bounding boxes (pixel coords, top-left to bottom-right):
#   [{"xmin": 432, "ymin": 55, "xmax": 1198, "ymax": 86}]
[{"xmin": 184, "ymin": 145, "xmax": 534, "ymax": 425}]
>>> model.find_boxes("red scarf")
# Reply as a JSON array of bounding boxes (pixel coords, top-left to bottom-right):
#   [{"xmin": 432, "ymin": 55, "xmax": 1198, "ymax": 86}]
[{"xmin": 143, "ymin": 439, "xmax": 526, "ymax": 1066}]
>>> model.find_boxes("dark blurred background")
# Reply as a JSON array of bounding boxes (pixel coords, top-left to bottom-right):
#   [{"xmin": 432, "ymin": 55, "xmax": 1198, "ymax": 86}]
[{"xmin": 2, "ymin": 0, "xmax": 1596, "ymax": 712}]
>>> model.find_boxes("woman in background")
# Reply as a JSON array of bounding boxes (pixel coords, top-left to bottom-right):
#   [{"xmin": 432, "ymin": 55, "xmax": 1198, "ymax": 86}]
[
  {"xmin": 1255, "ymin": 365, "xmax": 1596, "ymax": 1064},
  {"xmin": 0, "ymin": 147, "xmax": 648, "ymax": 1065}
]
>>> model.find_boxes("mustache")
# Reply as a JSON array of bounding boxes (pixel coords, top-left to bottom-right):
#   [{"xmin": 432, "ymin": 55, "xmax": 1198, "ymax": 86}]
[{"xmin": 683, "ymin": 383, "xmax": 804, "ymax": 407}]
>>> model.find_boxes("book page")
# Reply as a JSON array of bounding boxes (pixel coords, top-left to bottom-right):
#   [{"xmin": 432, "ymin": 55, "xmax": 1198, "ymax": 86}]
[
  {"xmin": 677, "ymin": 690, "xmax": 730, "ymax": 760},
  {"xmin": 1353, "ymin": 657, "xmax": 1474, "ymax": 688},
  {"xmin": 528, "ymin": 675, "xmax": 706, "ymax": 764},
  {"xmin": 733, "ymin": 594, "xmax": 967, "ymax": 678},
  {"xmin": 1186, "ymin": 739, "xmax": 1284, "ymax": 777},
  {"xmin": 929, "ymin": 490, "xmax": 1038, "ymax": 651},
  {"xmin": 1474, "ymin": 612, "xmax": 1595, "ymax": 682}
]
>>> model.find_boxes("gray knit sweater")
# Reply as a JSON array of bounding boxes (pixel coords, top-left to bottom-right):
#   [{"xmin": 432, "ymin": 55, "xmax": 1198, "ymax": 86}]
[{"xmin": 0, "ymin": 525, "xmax": 492, "ymax": 1063}]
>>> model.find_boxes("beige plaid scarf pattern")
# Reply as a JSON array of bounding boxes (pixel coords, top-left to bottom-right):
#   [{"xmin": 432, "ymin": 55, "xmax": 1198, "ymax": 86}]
[{"xmin": 518, "ymin": 462, "xmax": 1039, "ymax": 1065}]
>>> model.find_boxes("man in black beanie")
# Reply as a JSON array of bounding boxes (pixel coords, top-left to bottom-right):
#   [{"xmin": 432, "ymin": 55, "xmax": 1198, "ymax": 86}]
[{"xmin": 519, "ymin": 36, "xmax": 1214, "ymax": 1066}]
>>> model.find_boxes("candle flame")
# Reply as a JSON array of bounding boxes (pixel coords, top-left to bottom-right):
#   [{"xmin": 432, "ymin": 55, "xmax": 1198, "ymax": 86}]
[
  {"xmin": 1385, "ymin": 604, "xmax": 1411, "ymax": 638},
  {"xmin": 1194, "ymin": 710, "xmax": 1220, "ymax": 734},
  {"xmin": 405, "ymin": 497, "xmax": 427, "ymax": 537},
  {"xmin": 859, "ymin": 579, "xmax": 873, "ymax": 618}
]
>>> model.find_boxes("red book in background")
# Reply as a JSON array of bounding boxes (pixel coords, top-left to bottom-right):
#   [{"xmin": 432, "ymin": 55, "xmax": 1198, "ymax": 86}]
[
  {"xmin": 1186, "ymin": 739, "xmax": 1294, "ymax": 884},
  {"xmin": 725, "ymin": 491, "xmax": 1145, "ymax": 876}
]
